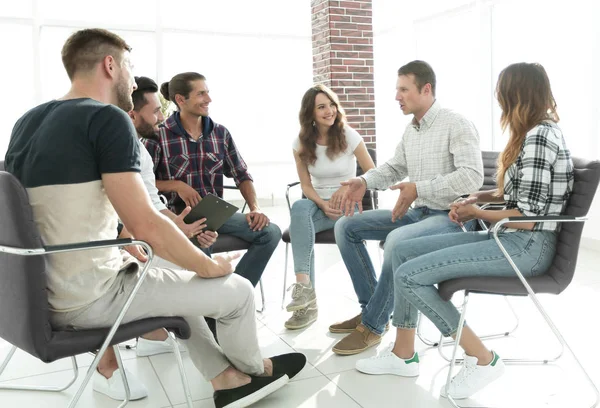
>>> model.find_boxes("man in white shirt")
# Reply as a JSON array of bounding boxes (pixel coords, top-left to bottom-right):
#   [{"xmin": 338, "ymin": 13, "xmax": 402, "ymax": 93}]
[{"xmin": 329, "ymin": 60, "xmax": 484, "ymax": 356}]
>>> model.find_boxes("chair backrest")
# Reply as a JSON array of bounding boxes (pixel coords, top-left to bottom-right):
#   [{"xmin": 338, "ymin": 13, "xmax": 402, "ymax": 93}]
[
  {"xmin": 481, "ymin": 151, "xmax": 498, "ymax": 191},
  {"xmin": 546, "ymin": 158, "xmax": 600, "ymax": 291},
  {"xmin": 358, "ymin": 147, "xmax": 378, "ymax": 210},
  {"xmin": 0, "ymin": 171, "xmax": 53, "ymax": 359}
]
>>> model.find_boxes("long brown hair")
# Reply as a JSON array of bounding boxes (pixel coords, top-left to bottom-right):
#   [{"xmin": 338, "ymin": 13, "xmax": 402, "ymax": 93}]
[
  {"xmin": 298, "ymin": 84, "xmax": 348, "ymax": 165},
  {"xmin": 495, "ymin": 63, "xmax": 559, "ymax": 194}
]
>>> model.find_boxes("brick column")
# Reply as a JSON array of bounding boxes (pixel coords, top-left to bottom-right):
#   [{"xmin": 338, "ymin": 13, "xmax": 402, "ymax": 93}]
[{"xmin": 311, "ymin": 0, "xmax": 376, "ymax": 148}]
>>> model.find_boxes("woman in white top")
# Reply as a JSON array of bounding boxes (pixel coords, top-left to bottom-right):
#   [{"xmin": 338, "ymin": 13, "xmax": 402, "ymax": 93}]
[{"xmin": 285, "ymin": 84, "xmax": 375, "ymax": 329}]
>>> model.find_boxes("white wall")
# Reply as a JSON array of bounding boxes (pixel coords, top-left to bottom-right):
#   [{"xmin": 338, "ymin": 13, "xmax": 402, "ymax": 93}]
[{"xmin": 372, "ymin": 0, "xmax": 600, "ymax": 241}]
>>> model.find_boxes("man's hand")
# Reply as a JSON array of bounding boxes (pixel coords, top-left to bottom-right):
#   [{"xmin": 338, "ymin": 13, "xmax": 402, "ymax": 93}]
[
  {"xmin": 176, "ymin": 182, "xmax": 202, "ymax": 207},
  {"xmin": 196, "ymin": 230, "xmax": 218, "ymax": 248},
  {"xmin": 340, "ymin": 177, "xmax": 366, "ymax": 216},
  {"xmin": 206, "ymin": 252, "xmax": 241, "ymax": 278},
  {"xmin": 174, "ymin": 206, "xmax": 208, "ymax": 238},
  {"xmin": 390, "ymin": 182, "xmax": 418, "ymax": 222},
  {"xmin": 329, "ymin": 185, "xmax": 348, "ymax": 211},
  {"xmin": 449, "ymin": 197, "xmax": 478, "ymax": 224},
  {"xmin": 118, "ymin": 229, "xmax": 148, "ymax": 263},
  {"xmin": 246, "ymin": 210, "xmax": 270, "ymax": 232}
]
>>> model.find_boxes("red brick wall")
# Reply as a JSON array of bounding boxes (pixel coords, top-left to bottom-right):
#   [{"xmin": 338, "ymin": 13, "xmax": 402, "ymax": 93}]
[{"xmin": 311, "ymin": 0, "xmax": 376, "ymax": 148}]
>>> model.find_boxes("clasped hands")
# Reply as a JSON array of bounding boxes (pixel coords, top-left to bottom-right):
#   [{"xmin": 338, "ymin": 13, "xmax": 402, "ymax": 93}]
[{"xmin": 449, "ymin": 196, "xmax": 480, "ymax": 225}]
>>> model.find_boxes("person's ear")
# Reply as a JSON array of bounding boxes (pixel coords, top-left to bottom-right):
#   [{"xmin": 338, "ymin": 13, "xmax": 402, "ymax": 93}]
[
  {"xmin": 103, "ymin": 55, "xmax": 116, "ymax": 78},
  {"xmin": 127, "ymin": 110, "xmax": 136, "ymax": 120},
  {"xmin": 423, "ymin": 83, "xmax": 432, "ymax": 96},
  {"xmin": 175, "ymin": 94, "xmax": 185, "ymax": 107}
]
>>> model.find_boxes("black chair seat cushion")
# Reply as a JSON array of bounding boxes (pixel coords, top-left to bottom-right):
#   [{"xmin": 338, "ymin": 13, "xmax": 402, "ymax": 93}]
[
  {"xmin": 437, "ymin": 275, "xmax": 562, "ymax": 302},
  {"xmin": 212, "ymin": 234, "xmax": 251, "ymax": 253},
  {"xmin": 39, "ymin": 316, "xmax": 191, "ymax": 363},
  {"xmin": 282, "ymin": 227, "xmax": 336, "ymax": 245}
]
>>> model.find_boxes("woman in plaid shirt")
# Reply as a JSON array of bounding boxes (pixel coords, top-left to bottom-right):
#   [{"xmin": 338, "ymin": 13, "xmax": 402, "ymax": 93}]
[{"xmin": 353, "ymin": 63, "xmax": 574, "ymax": 399}]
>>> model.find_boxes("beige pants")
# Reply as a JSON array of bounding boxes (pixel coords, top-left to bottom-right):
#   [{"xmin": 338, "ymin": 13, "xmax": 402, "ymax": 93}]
[{"xmin": 50, "ymin": 261, "xmax": 264, "ymax": 380}]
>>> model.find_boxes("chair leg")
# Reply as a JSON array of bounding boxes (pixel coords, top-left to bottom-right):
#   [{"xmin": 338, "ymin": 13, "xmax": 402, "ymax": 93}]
[
  {"xmin": 427, "ymin": 295, "xmax": 520, "ymax": 350},
  {"xmin": 436, "ymin": 293, "xmax": 562, "ymax": 364},
  {"xmin": 113, "ymin": 346, "xmax": 131, "ymax": 408},
  {"xmin": 443, "ymin": 291, "xmax": 600, "ymax": 408},
  {"xmin": 258, "ymin": 279, "xmax": 265, "ymax": 313},
  {"xmin": 282, "ymin": 243, "xmax": 289, "ymax": 309},
  {"xmin": 445, "ymin": 292, "xmax": 470, "ymax": 408},
  {"xmin": 0, "ymin": 345, "xmax": 79, "ymax": 392},
  {"xmin": 169, "ymin": 332, "xmax": 193, "ymax": 408}
]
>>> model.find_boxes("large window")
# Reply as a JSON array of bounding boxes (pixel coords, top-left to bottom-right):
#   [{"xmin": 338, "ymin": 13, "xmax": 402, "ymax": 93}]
[
  {"xmin": 373, "ymin": 0, "xmax": 600, "ymax": 239},
  {"xmin": 0, "ymin": 1, "xmax": 312, "ymax": 198}
]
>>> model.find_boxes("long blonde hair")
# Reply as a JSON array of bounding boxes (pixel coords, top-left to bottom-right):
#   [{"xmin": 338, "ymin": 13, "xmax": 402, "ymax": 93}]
[
  {"xmin": 495, "ymin": 63, "xmax": 559, "ymax": 195},
  {"xmin": 297, "ymin": 84, "xmax": 348, "ymax": 165}
]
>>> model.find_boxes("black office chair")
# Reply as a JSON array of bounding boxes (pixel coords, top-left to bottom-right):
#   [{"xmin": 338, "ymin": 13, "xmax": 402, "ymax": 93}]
[
  {"xmin": 440, "ymin": 157, "xmax": 600, "ymax": 407},
  {"xmin": 0, "ymin": 170, "xmax": 194, "ymax": 408},
  {"xmin": 280, "ymin": 148, "xmax": 378, "ymax": 307},
  {"xmin": 216, "ymin": 185, "xmax": 266, "ymax": 312}
]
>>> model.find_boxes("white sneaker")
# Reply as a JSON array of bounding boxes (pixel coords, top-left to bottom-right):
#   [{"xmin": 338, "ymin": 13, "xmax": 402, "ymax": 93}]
[
  {"xmin": 355, "ymin": 343, "xmax": 420, "ymax": 377},
  {"xmin": 136, "ymin": 336, "xmax": 187, "ymax": 357},
  {"xmin": 93, "ymin": 368, "xmax": 148, "ymax": 400},
  {"xmin": 441, "ymin": 351, "xmax": 505, "ymax": 400}
]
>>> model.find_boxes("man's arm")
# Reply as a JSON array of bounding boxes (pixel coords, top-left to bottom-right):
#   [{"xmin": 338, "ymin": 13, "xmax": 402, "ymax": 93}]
[
  {"xmin": 103, "ymin": 171, "xmax": 230, "ymax": 277},
  {"xmin": 239, "ymin": 180, "xmax": 259, "ymax": 212},
  {"xmin": 362, "ymin": 138, "xmax": 408, "ymax": 190}
]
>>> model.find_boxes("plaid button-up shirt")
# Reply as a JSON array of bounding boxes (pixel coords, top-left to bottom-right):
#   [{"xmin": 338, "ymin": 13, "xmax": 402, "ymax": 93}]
[
  {"xmin": 504, "ymin": 121, "xmax": 574, "ymax": 232},
  {"xmin": 142, "ymin": 112, "xmax": 253, "ymax": 213}
]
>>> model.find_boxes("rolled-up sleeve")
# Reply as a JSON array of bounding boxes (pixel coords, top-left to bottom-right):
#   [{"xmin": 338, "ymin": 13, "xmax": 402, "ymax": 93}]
[{"xmin": 223, "ymin": 129, "xmax": 253, "ymax": 185}]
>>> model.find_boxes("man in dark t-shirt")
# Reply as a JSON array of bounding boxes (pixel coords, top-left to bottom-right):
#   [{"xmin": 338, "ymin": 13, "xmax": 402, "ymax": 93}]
[{"xmin": 6, "ymin": 28, "xmax": 303, "ymax": 406}]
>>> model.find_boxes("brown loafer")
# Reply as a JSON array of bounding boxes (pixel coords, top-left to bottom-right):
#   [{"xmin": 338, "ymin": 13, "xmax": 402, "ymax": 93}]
[
  {"xmin": 329, "ymin": 314, "xmax": 390, "ymax": 334},
  {"xmin": 332, "ymin": 324, "xmax": 382, "ymax": 355},
  {"xmin": 329, "ymin": 313, "xmax": 362, "ymax": 334}
]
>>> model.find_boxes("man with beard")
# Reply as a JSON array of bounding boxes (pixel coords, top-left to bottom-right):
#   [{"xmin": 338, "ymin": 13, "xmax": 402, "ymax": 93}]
[{"xmin": 5, "ymin": 28, "xmax": 305, "ymax": 407}]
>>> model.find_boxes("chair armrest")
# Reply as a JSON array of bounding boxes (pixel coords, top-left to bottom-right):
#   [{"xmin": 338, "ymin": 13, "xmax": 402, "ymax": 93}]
[
  {"xmin": 491, "ymin": 215, "xmax": 584, "ymax": 234},
  {"xmin": 488, "ymin": 215, "xmax": 587, "ymax": 302},
  {"xmin": 222, "ymin": 185, "xmax": 248, "ymax": 213},
  {"xmin": 285, "ymin": 182, "xmax": 302, "ymax": 214},
  {"xmin": 0, "ymin": 237, "xmax": 155, "ymax": 373}
]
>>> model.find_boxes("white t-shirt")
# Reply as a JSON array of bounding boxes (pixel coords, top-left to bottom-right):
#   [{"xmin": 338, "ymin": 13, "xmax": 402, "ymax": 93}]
[
  {"xmin": 292, "ymin": 125, "xmax": 363, "ymax": 199},
  {"xmin": 139, "ymin": 139, "xmax": 168, "ymax": 212}
]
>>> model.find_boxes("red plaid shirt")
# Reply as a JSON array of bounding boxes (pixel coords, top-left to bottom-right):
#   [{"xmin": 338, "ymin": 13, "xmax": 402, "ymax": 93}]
[{"xmin": 142, "ymin": 112, "xmax": 253, "ymax": 213}]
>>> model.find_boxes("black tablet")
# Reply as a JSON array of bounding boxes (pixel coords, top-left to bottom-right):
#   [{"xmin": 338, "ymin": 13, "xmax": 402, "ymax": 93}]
[{"xmin": 183, "ymin": 194, "xmax": 239, "ymax": 231}]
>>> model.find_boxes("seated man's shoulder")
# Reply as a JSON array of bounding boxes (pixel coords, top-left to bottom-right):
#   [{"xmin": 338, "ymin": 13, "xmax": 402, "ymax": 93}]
[{"xmin": 438, "ymin": 109, "xmax": 476, "ymax": 132}]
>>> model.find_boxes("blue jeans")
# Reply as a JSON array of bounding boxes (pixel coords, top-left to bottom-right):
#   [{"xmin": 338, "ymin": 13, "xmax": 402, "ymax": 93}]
[
  {"xmin": 334, "ymin": 207, "xmax": 473, "ymax": 335},
  {"xmin": 204, "ymin": 212, "xmax": 281, "ymax": 287},
  {"xmin": 289, "ymin": 199, "xmax": 343, "ymax": 286},
  {"xmin": 392, "ymin": 230, "xmax": 557, "ymax": 337}
]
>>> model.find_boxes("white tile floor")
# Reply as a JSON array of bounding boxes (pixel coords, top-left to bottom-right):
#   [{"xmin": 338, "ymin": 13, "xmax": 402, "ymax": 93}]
[{"xmin": 1, "ymin": 205, "xmax": 599, "ymax": 408}]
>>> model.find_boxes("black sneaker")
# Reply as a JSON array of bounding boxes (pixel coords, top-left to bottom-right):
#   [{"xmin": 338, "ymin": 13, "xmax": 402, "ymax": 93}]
[
  {"xmin": 270, "ymin": 352, "xmax": 307, "ymax": 380},
  {"xmin": 213, "ymin": 373, "xmax": 288, "ymax": 408}
]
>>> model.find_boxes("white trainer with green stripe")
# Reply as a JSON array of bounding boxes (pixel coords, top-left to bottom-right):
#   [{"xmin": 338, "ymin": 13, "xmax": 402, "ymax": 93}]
[
  {"xmin": 355, "ymin": 343, "xmax": 420, "ymax": 377},
  {"xmin": 441, "ymin": 351, "xmax": 505, "ymax": 400}
]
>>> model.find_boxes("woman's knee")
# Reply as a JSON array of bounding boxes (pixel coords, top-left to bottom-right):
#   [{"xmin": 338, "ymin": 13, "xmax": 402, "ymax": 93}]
[{"xmin": 291, "ymin": 199, "xmax": 316, "ymax": 216}]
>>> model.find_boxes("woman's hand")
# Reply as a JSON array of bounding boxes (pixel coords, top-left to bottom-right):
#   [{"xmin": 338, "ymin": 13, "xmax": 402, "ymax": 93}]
[
  {"xmin": 329, "ymin": 185, "xmax": 348, "ymax": 210},
  {"xmin": 318, "ymin": 200, "xmax": 343, "ymax": 221},
  {"xmin": 449, "ymin": 197, "xmax": 479, "ymax": 224}
]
